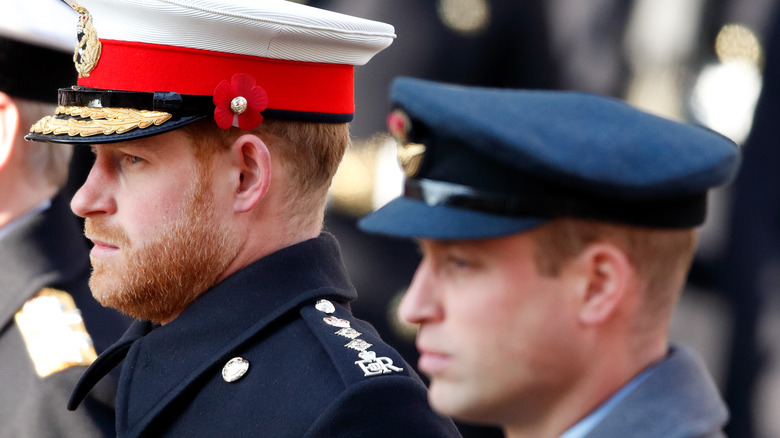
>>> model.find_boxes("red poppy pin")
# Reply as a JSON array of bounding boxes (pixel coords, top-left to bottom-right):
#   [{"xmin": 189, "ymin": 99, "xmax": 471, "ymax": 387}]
[
  {"xmin": 213, "ymin": 73, "xmax": 269, "ymax": 130},
  {"xmin": 386, "ymin": 109, "xmax": 410, "ymax": 144},
  {"xmin": 387, "ymin": 109, "xmax": 426, "ymax": 178}
]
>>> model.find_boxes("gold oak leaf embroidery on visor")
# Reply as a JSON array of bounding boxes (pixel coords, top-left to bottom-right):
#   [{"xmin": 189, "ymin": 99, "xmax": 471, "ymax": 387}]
[{"xmin": 30, "ymin": 105, "xmax": 173, "ymax": 136}]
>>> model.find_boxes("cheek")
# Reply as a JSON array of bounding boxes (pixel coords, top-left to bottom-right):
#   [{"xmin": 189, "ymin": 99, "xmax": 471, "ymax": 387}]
[
  {"xmin": 441, "ymin": 275, "xmax": 522, "ymax": 353},
  {"xmin": 499, "ymin": 279, "xmax": 580, "ymax": 375},
  {"xmin": 118, "ymin": 190, "xmax": 189, "ymax": 238},
  {"xmin": 458, "ymin": 274, "xmax": 563, "ymax": 355}
]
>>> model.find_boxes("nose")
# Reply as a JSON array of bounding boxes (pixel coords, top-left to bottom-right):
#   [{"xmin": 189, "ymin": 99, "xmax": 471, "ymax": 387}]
[
  {"xmin": 71, "ymin": 152, "xmax": 116, "ymax": 218},
  {"xmin": 398, "ymin": 258, "xmax": 443, "ymax": 325}
]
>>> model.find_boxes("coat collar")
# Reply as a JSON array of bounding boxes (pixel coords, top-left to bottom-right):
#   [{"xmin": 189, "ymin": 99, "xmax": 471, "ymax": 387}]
[
  {"xmin": 585, "ymin": 345, "xmax": 728, "ymax": 437},
  {"xmin": 70, "ymin": 233, "xmax": 357, "ymax": 436},
  {"xmin": 0, "ymin": 193, "xmax": 90, "ymax": 329}
]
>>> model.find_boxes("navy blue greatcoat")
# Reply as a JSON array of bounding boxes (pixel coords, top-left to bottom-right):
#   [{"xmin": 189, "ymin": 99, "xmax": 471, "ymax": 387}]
[
  {"xmin": 70, "ymin": 233, "xmax": 461, "ymax": 437},
  {"xmin": 0, "ymin": 193, "xmax": 130, "ymax": 437}
]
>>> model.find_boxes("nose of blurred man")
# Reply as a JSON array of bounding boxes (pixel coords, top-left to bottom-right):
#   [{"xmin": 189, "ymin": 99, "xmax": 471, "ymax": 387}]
[{"xmin": 399, "ymin": 255, "xmax": 444, "ymax": 327}]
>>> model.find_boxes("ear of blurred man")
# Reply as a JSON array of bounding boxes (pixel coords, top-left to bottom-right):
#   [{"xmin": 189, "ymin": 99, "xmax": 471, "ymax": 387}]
[{"xmin": 575, "ymin": 242, "xmax": 633, "ymax": 327}]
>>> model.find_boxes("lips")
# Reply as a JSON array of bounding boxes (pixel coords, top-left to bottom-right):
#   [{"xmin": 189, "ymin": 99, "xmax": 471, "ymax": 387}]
[
  {"xmin": 87, "ymin": 237, "xmax": 120, "ymax": 257},
  {"xmin": 89, "ymin": 238, "xmax": 118, "ymax": 248},
  {"xmin": 416, "ymin": 343, "xmax": 452, "ymax": 376}
]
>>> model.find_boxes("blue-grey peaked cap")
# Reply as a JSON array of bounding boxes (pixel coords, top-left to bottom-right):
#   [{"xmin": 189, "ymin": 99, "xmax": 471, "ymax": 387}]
[{"xmin": 358, "ymin": 78, "xmax": 741, "ymax": 240}]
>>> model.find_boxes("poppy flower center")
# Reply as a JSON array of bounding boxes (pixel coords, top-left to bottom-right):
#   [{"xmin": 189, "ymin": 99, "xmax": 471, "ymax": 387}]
[{"xmin": 231, "ymin": 96, "xmax": 248, "ymax": 115}]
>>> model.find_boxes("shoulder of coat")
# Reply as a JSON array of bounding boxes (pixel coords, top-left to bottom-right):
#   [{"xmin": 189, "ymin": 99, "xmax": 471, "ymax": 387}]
[
  {"xmin": 14, "ymin": 287, "xmax": 98, "ymax": 378},
  {"xmin": 299, "ymin": 298, "xmax": 411, "ymax": 386}
]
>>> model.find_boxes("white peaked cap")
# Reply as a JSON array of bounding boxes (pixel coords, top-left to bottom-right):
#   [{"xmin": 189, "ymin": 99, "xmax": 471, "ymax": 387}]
[
  {"xmin": 79, "ymin": 0, "xmax": 395, "ymax": 65},
  {"xmin": 27, "ymin": 0, "xmax": 396, "ymax": 144}
]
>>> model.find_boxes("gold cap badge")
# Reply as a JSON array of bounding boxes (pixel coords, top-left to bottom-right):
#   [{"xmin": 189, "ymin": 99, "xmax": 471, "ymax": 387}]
[{"xmin": 71, "ymin": 3, "xmax": 102, "ymax": 78}]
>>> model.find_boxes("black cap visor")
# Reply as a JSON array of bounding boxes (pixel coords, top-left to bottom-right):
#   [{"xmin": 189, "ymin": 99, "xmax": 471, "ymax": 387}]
[
  {"xmin": 26, "ymin": 86, "xmax": 212, "ymax": 144},
  {"xmin": 25, "ymin": 86, "xmax": 354, "ymax": 144},
  {"xmin": 358, "ymin": 195, "xmax": 548, "ymax": 240}
]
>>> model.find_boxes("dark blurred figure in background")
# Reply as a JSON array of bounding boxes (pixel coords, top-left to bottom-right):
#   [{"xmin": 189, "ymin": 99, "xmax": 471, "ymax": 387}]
[
  {"xmin": 689, "ymin": 1, "xmax": 780, "ymax": 437},
  {"xmin": 316, "ymin": 0, "xmax": 560, "ymax": 139},
  {"xmin": 0, "ymin": 1, "xmax": 130, "ymax": 436}
]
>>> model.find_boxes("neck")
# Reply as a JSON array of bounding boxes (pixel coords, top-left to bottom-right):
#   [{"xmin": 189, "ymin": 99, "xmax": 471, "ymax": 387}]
[
  {"xmin": 503, "ymin": 335, "xmax": 667, "ymax": 438},
  {"xmin": 215, "ymin": 209, "xmax": 323, "ymax": 285}
]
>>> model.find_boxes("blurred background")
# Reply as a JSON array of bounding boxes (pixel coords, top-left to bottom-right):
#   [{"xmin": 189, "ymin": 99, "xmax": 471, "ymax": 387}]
[
  {"xmin": 62, "ymin": 1, "xmax": 780, "ymax": 436},
  {"xmin": 309, "ymin": 1, "xmax": 780, "ymax": 437}
]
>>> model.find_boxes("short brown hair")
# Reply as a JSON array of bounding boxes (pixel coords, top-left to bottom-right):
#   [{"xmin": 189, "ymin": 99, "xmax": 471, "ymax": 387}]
[
  {"xmin": 182, "ymin": 118, "xmax": 349, "ymax": 223},
  {"xmin": 532, "ymin": 218, "xmax": 696, "ymax": 324}
]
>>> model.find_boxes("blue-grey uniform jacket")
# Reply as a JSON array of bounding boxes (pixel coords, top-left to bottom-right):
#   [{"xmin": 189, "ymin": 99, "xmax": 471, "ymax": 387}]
[
  {"xmin": 585, "ymin": 346, "xmax": 729, "ymax": 438},
  {"xmin": 69, "ymin": 233, "xmax": 461, "ymax": 437},
  {"xmin": 0, "ymin": 193, "xmax": 130, "ymax": 437}
]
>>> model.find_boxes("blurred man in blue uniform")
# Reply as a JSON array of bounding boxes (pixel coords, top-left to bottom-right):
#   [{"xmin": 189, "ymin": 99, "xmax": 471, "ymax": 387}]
[
  {"xmin": 0, "ymin": 1, "xmax": 130, "ymax": 436},
  {"xmin": 360, "ymin": 78, "xmax": 740, "ymax": 437},
  {"xmin": 25, "ymin": 1, "xmax": 460, "ymax": 436}
]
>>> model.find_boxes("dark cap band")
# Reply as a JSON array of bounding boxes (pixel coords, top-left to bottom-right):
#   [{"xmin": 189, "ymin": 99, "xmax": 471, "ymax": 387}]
[
  {"xmin": 57, "ymin": 86, "xmax": 355, "ymax": 123},
  {"xmin": 404, "ymin": 178, "xmax": 708, "ymax": 228}
]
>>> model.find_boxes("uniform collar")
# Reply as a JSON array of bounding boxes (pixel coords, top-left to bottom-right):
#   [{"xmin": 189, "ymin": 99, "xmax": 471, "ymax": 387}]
[
  {"xmin": 69, "ymin": 233, "xmax": 357, "ymax": 435},
  {"xmin": 560, "ymin": 362, "xmax": 656, "ymax": 438},
  {"xmin": 582, "ymin": 346, "xmax": 728, "ymax": 437}
]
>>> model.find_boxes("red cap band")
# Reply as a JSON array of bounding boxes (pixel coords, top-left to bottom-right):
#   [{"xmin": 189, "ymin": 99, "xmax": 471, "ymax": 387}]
[{"xmin": 77, "ymin": 39, "xmax": 355, "ymax": 115}]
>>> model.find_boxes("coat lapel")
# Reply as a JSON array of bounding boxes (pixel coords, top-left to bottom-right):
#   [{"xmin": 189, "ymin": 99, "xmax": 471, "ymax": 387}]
[{"xmin": 116, "ymin": 234, "xmax": 357, "ymax": 436}]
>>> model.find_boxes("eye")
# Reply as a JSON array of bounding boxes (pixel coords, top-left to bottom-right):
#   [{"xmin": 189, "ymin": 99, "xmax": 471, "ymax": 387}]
[
  {"xmin": 118, "ymin": 153, "xmax": 146, "ymax": 170},
  {"xmin": 122, "ymin": 154, "xmax": 144, "ymax": 165},
  {"xmin": 445, "ymin": 254, "xmax": 476, "ymax": 270}
]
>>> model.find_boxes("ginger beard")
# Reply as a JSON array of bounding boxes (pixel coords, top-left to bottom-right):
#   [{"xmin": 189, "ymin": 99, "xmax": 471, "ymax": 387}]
[{"xmin": 84, "ymin": 163, "xmax": 239, "ymax": 323}]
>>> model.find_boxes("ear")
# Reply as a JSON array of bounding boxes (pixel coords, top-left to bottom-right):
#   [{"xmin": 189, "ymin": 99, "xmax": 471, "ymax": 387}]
[
  {"xmin": 0, "ymin": 92, "xmax": 20, "ymax": 171},
  {"xmin": 229, "ymin": 133, "xmax": 271, "ymax": 213},
  {"xmin": 574, "ymin": 242, "xmax": 633, "ymax": 326}
]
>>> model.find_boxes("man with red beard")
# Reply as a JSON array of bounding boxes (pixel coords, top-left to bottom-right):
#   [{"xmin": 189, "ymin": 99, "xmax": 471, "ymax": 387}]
[{"xmin": 26, "ymin": 1, "xmax": 460, "ymax": 436}]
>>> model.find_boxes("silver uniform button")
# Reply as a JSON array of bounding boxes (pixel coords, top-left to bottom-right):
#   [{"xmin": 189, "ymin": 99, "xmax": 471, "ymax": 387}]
[
  {"xmin": 222, "ymin": 357, "xmax": 249, "ymax": 383},
  {"xmin": 315, "ymin": 299, "xmax": 336, "ymax": 314}
]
